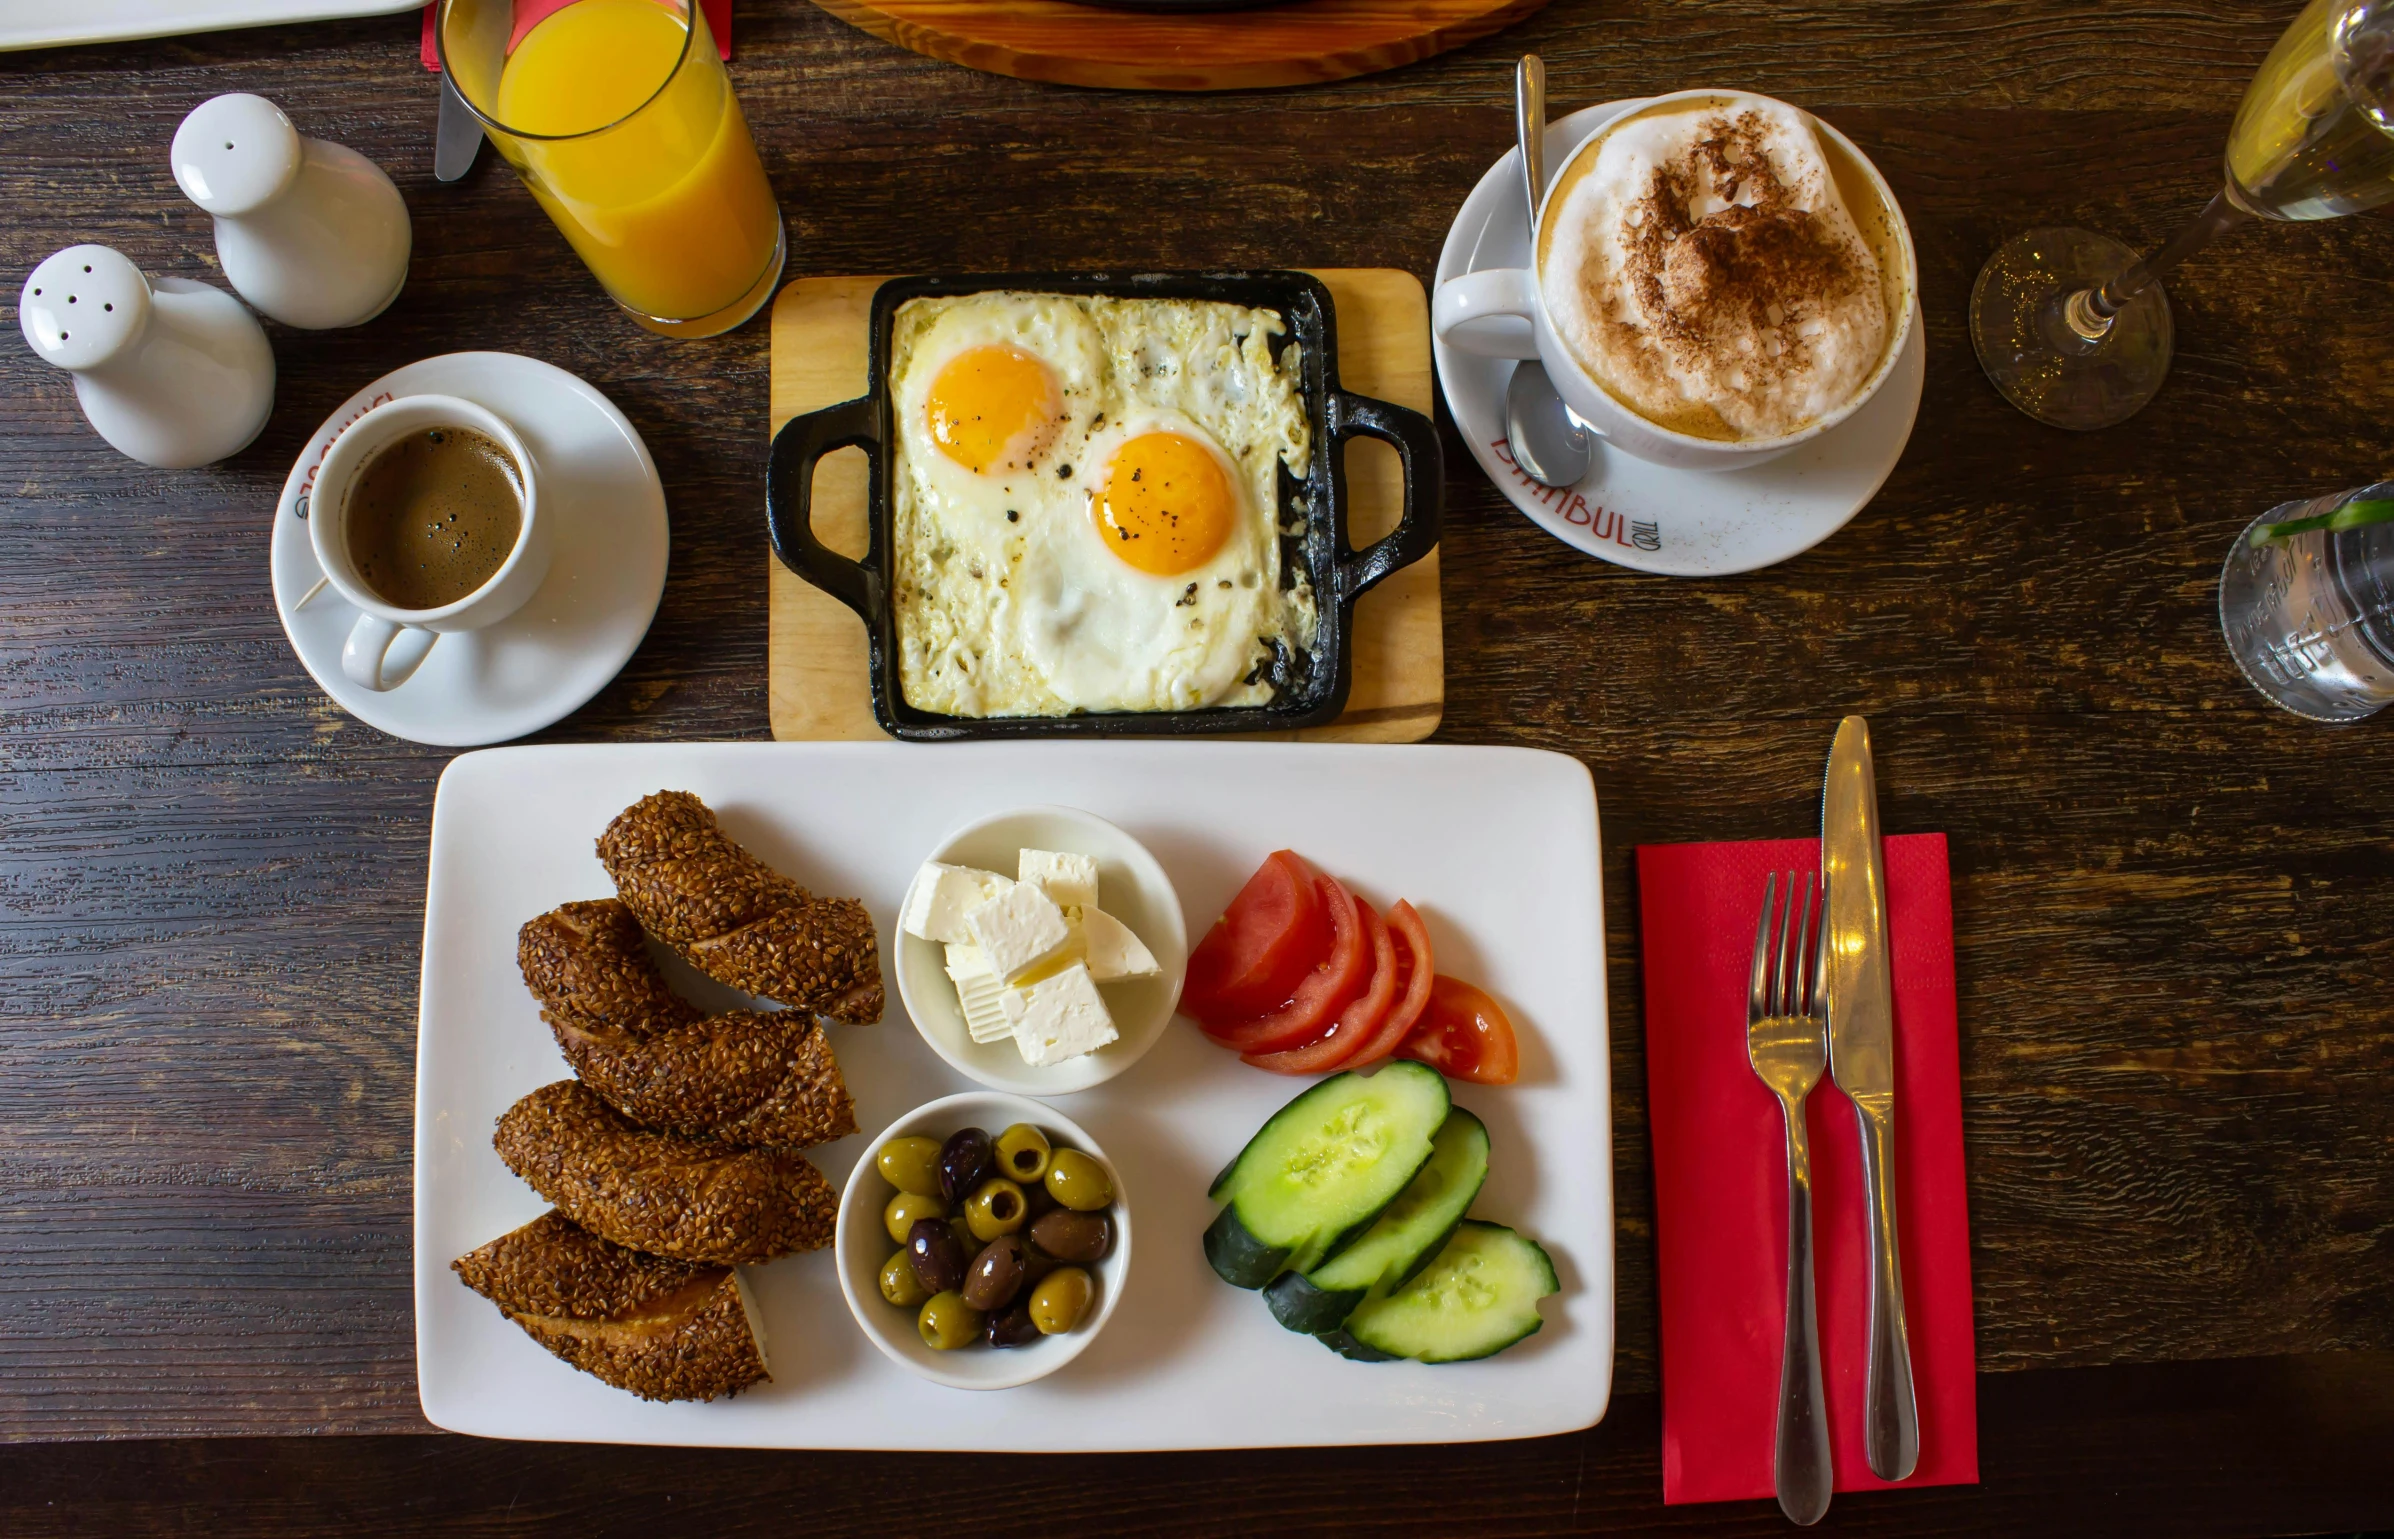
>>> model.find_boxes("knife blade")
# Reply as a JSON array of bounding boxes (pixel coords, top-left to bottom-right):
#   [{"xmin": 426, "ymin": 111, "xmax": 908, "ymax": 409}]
[
  {"xmin": 1821, "ymin": 715, "xmax": 1921, "ymax": 1482},
  {"xmin": 435, "ymin": 73, "xmax": 483, "ymax": 184}
]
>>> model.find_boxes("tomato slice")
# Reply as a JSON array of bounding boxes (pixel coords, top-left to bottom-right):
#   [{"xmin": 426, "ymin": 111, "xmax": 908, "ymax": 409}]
[
  {"xmin": 1180, "ymin": 851, "xmax": 1330, "ymax": 1023},
  {"xmin": 1396, "ymin": 976, "xmax": 1521, "ymax": 1085},
  {"xmin": 1239, "ymin": 897, "xmax": 1398, "ymax": 1075},
  {"xmin": 1198, "ymin": 877, "xmax": 1370, "ymax": 1053},
  {"xmin": 1330, "ymin": 900, "xmax": 1437, "ymax": 1070}
]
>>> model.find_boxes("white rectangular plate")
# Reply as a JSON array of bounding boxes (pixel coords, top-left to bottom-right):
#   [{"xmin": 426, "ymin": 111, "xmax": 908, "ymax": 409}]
[
  {"xmin": 416, "ymin": 742, "xmax": 1612, "ymax": 1450},
  {"xmin": 0, "ymin": 0, "xmax": 416, "ymax": 52}
]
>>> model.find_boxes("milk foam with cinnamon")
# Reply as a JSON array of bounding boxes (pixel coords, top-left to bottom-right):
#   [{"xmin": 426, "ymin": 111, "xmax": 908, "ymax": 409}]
[{"xmin": 1541, "ymin": 96, "xmax": 1889, "ymax": 442}]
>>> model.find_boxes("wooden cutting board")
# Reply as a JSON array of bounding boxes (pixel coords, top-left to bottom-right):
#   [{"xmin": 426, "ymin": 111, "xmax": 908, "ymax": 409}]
[
  {"xmin": 767, "ymin": 269, "xmax": 1443, "ymax": 743},
  {"xmin": 803, "ymin": 0, "xmax": 1551, "ymax": 92}
]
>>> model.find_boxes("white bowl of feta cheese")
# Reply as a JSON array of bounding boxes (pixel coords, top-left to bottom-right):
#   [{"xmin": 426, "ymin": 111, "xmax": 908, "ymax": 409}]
[{"xmin": 894, "ymin": 806, "xmax": 1187, "ymax": 1096}]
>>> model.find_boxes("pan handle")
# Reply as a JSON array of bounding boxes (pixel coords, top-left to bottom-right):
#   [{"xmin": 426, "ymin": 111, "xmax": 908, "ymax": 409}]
[
  {"xmin": 765, "ymin": 393, "xmax": 884, "ymax": 625},
  {"xmin": 1326, "ymin": 390, "xmax": 1444, "ymax": 605}
]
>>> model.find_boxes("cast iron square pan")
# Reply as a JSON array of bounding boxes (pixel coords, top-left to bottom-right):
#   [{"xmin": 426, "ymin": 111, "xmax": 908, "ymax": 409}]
[{"xmin": 766, "ymin": 270, "xmax": 1442, "ymax": 741}]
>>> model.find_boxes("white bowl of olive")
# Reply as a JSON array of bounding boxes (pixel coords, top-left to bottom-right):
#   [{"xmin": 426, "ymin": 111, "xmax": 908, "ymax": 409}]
[{"xmin": 836, "ymin": 1090, "xmax": 1129, "ymax": 1390}]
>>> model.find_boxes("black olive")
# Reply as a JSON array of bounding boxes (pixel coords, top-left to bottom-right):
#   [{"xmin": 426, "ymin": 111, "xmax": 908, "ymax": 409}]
[
  {"xmin": 938, "ymin": 1127, "xmax": 995, "ymax": 1204},
  {"xmin": 1027, "ymin": 1207, "xmax": 1113, "ymax": 1265},
  {"xmin": 907, "ymin": 1215, "xmax": 967, "ymax": 1295},
  {"xmin": 986, "ymin": 1301, "xmax": 1041, "ymax": 1349},
  {"xmin": 960, "ymin": 1234, "xmax": 1026, "ymax": 1312}
]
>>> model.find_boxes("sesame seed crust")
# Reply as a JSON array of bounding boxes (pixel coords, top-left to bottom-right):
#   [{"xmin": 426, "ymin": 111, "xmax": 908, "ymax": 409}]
[
  {"xmin": 597, "ymin": 791, "xmax": 885, "ymax": 1024},
  {"xmin": 494, "ymin": 1081, "xmax": 837, "ymax": 1265},
  {"xmin": 519, "ymin": 900, "xmax": 858, "ymax": 1150},
  {"xmin": 452, "ymin": 1211, "xmax": 768, "ymax": 1403}
]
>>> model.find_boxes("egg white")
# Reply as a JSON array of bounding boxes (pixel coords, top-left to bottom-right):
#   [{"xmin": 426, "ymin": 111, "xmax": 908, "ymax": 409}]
[
  {"xmin": 1018, "ymin": 409, "xmax": 1287, "ymax": 711},
  {"xmin": 892, "ymin": 292, "xmax": 1103, "ymax": 502}
]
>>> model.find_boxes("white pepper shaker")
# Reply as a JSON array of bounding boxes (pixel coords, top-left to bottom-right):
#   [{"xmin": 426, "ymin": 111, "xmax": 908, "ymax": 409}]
[
  {"xmin": 171, "ymin": 93, "xmax": 411, "ymax": 331},
  {"xmin": 18, "ymin": 244, "xmax": 276, "ymax": 469}
]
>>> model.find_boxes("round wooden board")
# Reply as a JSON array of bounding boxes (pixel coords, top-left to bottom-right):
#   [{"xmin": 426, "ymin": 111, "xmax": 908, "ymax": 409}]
[{"xmin": 806, "ymin": 0, "xmax": 1552, "ymax": 91}]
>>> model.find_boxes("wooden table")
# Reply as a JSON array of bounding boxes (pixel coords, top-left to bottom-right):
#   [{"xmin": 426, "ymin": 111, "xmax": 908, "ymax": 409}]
[{"xmin": 2, "ymin": 3, "xmax": 2390, "ymax": 1533}]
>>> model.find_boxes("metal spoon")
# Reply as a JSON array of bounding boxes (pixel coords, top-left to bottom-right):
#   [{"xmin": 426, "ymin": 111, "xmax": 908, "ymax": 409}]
[{"xmin": 1505, "ymin": 55, "xmax": 1593, "ymax": 487}]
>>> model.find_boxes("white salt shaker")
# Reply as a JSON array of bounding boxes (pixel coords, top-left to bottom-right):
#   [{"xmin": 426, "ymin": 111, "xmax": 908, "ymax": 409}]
[
  {"xmin": 18, "ymin": 245, "xmax": 276, "ymax": 469},
  {"xmin": 171, "ymin": 93, "xmax": 411, "ymax": 331}
]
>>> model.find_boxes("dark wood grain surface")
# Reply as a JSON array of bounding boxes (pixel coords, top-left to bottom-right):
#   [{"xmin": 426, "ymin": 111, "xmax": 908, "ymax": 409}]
[
  {"xmin": 2, "ymin": 0, "xmax": 2391, "ymax": 1531},
  {"xmin": 0, "ymin": 1354, "xmax": 2389, "ymax": 1537}
]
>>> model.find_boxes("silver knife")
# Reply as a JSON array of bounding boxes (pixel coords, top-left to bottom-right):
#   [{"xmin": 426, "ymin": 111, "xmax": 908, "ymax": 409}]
[
  {"xmin": 436, "ymin": 73, "xmax": 483, "ymax": 184},
  {"xmin": 1821, "ymin": 715, "xmax": 1921, "ymax": 1482}
]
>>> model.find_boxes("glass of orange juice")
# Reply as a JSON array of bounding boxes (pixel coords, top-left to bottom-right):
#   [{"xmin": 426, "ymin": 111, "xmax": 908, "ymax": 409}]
[{"xmin": 437, "ymin": 0, "xmax": 784, "ymax": 337}]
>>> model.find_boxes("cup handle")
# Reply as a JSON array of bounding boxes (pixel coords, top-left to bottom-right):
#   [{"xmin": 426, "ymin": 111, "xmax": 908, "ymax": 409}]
[
  {"xmin": 1432, "ymin": 268, "xmax": 1543, "ymax": 359},
  {"xmin": 342, "ymin": 613, "xmax": 426, "ymax": 692}
]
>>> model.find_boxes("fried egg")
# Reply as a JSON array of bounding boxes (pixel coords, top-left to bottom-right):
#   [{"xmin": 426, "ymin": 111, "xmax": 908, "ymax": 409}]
[{"xmin": 890, "ymin": 292, "xmax": 1315, "ymax": 717}]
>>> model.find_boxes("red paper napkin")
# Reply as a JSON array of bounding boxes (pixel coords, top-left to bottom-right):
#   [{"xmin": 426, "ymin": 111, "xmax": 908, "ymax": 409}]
[
  {"xmin": 1637, "ymin": 835, "xmax": 1977, "ymax": 1505},
  {"xmin": 420, "ymin": 0, "xmax": 732, "ymax": 70}
]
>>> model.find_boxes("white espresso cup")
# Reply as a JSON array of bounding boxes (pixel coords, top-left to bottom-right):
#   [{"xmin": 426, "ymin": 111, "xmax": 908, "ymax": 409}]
[
  {"xmin": 1433, "ymin": 90, "xmax": 1919, "ymax": 473},
  {"xmin": 307, "ymin": 393, "xmax": 549, "ymax": 691}
]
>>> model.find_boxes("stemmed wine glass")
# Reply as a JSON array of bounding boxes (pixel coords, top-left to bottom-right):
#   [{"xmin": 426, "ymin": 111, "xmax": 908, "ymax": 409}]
[{"xmin": 1971, "ymin": 0, "xmax": 2394, "ymax": 430}]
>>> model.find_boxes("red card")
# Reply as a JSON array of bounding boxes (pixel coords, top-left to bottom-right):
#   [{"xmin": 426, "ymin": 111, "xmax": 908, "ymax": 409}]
[
  {"xmin": 420, "ymin": 0, "xmax": 732, "ymax": 70},
  {"xmin": 1636, "ymin": 835, "xmax": 1977, "ymax": 1505}
]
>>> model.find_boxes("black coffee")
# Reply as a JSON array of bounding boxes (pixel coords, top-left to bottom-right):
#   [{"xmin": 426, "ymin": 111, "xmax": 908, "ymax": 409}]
[{"xmin": 346, "ymin": 425, "xmax": 524, "ymax": 610}]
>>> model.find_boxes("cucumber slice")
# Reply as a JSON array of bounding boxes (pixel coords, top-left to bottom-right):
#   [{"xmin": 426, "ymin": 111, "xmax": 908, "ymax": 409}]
[
  {"xmin": 1335, "ymin": 1221, "xmax": 1558, "ymax": 1363},
  {"xmin": 1316, "ymin": 1326, "xmax": 1398, "ymax": 1362},
  {"xmin": 1263, "ymin": 1108, "xmax": 1490, "ymax": 1334},
  {"xmin": 1203, "ymin": 1061, "xmax": 1450, "ymax": 1288}
]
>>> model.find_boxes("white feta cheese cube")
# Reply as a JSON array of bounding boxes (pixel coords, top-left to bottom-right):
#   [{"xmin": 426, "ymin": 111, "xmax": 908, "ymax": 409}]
[
  {"xmin": 966, "ymin": 880, "xmax": 1073, "ymax": 984},
  {"xmin": 943, "ymin": 944, "xmax": 1018, "ymax": 1044},
  {"xmin": 901, "ymin": 863, "xmax": 1013, "ymax": 944},
  {"xmin": 958, "ymin": 974, "xmax": 1018, "ymax": 1043},
  {"xmin": 1017, "ymin": 848, "xmax": 1100, "ymax": 910},
  {"xmin": 1077, "ymin": 904, "xmax": 1160, "ymax": 981},
  {"xmin": 1007, "ymin": 962, "xmax": 1118, "ymax": 1067}
]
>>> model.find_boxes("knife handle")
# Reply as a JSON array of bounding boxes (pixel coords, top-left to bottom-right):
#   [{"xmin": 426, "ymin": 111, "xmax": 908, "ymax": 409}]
[
  {"xmin": 1774, "ymin": 1096, "xmax": 1833, "ymax": 1525},
  {"xmin": 1855, "ymin": 1105, "xmax": 1921, "ymax": 1481}
]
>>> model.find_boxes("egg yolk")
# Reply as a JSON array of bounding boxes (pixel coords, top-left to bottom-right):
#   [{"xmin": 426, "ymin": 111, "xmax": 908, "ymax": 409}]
[
  {"xmin": 1094, "ymin": 431, "xmax": 1238, "ymax": 577},
  {"xmin": 925, "ymin": 345, "xmax": 1061, "ymax": 475}
]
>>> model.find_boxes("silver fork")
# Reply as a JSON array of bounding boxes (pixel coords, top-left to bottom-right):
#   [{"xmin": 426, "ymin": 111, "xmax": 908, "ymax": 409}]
[{"xmin": 1747, "ymin": 871, "xmax": 1834, "ymax": 1526}]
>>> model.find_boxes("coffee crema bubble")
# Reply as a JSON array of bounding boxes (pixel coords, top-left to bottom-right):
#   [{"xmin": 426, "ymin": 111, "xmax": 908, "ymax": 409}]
[
  {"xmin": 345, "ymin": 425, "xmax": 525, "ymax": 611},
  {"xmin": 1540, "ymin": 95, "xmax": 1892, "ymax": 442}
]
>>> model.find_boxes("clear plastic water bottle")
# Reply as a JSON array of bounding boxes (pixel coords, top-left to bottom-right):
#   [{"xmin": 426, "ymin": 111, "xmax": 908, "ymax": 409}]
[{"xmin": 2219, "ymin": 480, "xmax": 2394, "ymax": 721}]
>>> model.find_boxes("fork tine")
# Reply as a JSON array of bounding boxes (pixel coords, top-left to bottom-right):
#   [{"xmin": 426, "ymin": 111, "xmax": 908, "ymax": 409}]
[
  {"xmin": 1800, "ymin": 871, "xmax": 1819, "ymax": 1019},
  {"xmin": 1770, "ymin": 870, "xmax": 1796, "ymax": 1017},
  {"xmin": 1792, "ymin": 872, "xmax": 1817, "ymax": 1017},
  {"xmin": 1749, "ymin": 871, "xmax": 1779, "ymax": 1022}
]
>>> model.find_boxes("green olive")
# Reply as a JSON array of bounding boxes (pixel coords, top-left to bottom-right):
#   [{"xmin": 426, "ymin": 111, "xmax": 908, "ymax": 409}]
[
  {"xmin": 880, "ymin": 1249, "xmax": 930, "ymax": 1308},
  {"xmin": 1044, "ymin": 1148, "xmax": 1113, "ymax": 1212},
  {"xmin": 877, "ymin": 1136, "xmax": 944, "ymax": 1197},
  {"xmin": 994, "ymin": 1123, "xmax": 1052, "ymax": 1184},
  {"xmin": 917, "ymin": 1290, "xmax": 983, "ymax": 1351},
  {"xmin": 1029, "ymin": 1266, "xmax": 1093, "ymax": 1335},
  {"xmin": 884, "ymin": 1190, "xmax": 948, "ymax": 1246},
  {"xmin": 964, "ymin": 1177, "xmax": 1029, "ymax": 1242}
]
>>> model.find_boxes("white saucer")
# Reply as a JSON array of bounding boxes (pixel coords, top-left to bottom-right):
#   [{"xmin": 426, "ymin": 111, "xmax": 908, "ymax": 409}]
[
  {"xmin": 270, "ymin": 352, "xmax": 668, "ymax": 747},
  {"xmin": 1433, "ymin": 98, "xmax": 1927, "ymax": 578}
]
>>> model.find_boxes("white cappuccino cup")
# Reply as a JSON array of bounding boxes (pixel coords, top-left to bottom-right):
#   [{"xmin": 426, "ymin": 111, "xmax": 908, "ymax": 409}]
[{"xmin": 1434, "ymin": 90, "xmax": 1918, "ymax": 473}]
